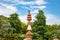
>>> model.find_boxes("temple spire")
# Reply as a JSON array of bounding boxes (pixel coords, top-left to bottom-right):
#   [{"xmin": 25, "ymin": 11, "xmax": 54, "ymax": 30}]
[{"xmin": 24, "ymin": 10, "xmax": 32, "ymax": 40}]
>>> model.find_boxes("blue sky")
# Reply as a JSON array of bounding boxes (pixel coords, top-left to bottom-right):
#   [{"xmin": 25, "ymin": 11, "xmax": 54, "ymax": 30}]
[{"xmin": 0, "ymin": 0, "xmax": 60, "ymax": 24}]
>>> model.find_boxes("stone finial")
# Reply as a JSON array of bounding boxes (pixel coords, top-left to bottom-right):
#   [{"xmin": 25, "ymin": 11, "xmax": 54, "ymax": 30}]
[{"xmin": 27, "ymin": 10, "xmax": 32, "ymax": 21}]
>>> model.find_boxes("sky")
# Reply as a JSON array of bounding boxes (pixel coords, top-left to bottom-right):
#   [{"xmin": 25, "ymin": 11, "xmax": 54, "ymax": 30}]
[{"xmin": 0, "ymin": 0, "xmax": 60, "ymax": 24}]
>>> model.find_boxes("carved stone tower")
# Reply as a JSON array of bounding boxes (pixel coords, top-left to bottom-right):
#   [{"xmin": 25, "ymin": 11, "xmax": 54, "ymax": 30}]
[{"xmin": 24, "ymin": 10, "xmax": 32, "ymax": 40}]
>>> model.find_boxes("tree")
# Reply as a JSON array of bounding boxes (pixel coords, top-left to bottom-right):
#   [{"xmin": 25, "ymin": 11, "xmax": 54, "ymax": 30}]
[
  {"xmin": 32, "ymin": 10, "xmax": 46, "ymax": 40},
  {"xmin": 35, "ymin": 10, "xmax": 46, "ymax": 26},
  {"xmin": 9, "ymin": 13, "xmax": 22, "ymax": 33},
  {"xmin": 44, "ymin": 24, "xmax": 60, "ymax": 40},
  {"xmin": 0, "ymin": 14, "xmax": 27, "ymax": 40},
  {"xmin": 0, "ymin": 15, "xmax": 14, "ymax": 38},
  {"xmin": 21, "ymin": 22, "xmax": 27, "ymax": 34}
]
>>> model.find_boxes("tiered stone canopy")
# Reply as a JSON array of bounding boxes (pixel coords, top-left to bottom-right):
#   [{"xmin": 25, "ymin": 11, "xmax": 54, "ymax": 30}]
[{"xmin": 25, "ymin": 10, "xmax": 32, "ymax": 40}]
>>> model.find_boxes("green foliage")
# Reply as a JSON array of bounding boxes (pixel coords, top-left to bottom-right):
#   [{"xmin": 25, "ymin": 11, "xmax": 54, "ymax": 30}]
[
  {"xmin": 32, "ymin": 10, "xmax": 46, "ymax": 40},
  {"xmin": 21, "ymin": 22, "xmax": 27, "ymax": 34},
  {"xmin": 0, "ymin": 15, "xmax": 16, "ymax": 40},
  {"xmin": 0, "ymin": 11, "xmax": 60, "ymax": 40},
  {"xmin": 9, "ymin": 13, "xmax": 22, "ymax": 33},
  {"xmin": 35, "ymin": 10, "xmax": 46, "ymax": 26},
  {"xmin": 45, "ymin": 24, "xmax": 60, "ymax": 40},
  {"xmin": 32, "ymin": 10, "xmax": 60, "ymax": 40},
  {"xmin": 0, "ymin": 13, "xmax": 26, "ymax": 40}
]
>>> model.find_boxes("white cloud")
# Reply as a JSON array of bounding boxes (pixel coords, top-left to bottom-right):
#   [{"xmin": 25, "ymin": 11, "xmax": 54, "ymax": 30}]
[
  {"xmin": 35, "ymin": 0, "xmax": 47, "ymax": 5},
  {"xmin": 2, "ymin": 0, "xmax": 47, "ymax": 11},
  {"xmin": 46, "ymin": 14, "xmax": 60, "ymax": 24},
  {"xmin": 30, "ymin": 6, "xmax": 46, "ymax": 10},
  {"xmin": 21, "ymin": 6, "xmax": 46, "ymax": 11},
  {"xmin": 19, "ymin": 15, "xmax": 27, "ymax": 24},
  {"xmin": 21, "ymin": 6, "xmax": 30, "ymax": 10},
  {"xmin": 19, "ymin": 0, "xmax": 47, "ymax": 5},
  {"xmin": 0, "ymin": 3, "xmax": 17, "ymax": 17},
  {"xmin": 3, "ymin": 0, "xmax": 20, "ymax": 3},
  {"xmin": 31, "ymin": 10, "xmax": 38, "ymax": 14},
  {"xmin": 3, "ymin": 0, "xmax": 47, "ymax": 5}
]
